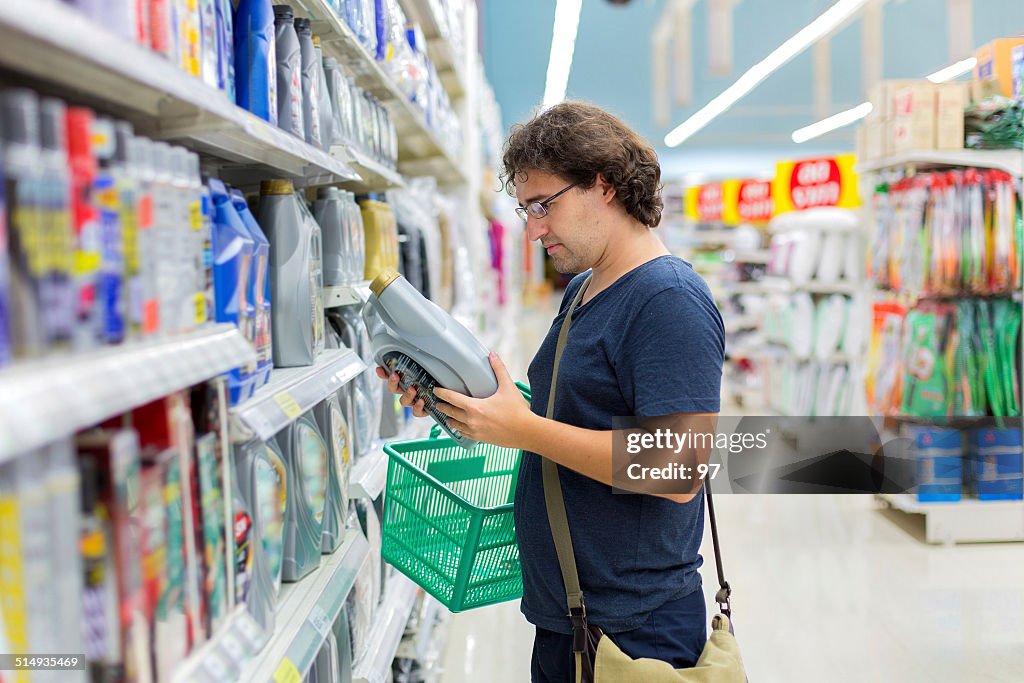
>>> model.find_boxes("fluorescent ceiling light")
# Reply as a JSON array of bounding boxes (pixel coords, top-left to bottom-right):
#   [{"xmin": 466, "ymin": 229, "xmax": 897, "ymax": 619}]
[
  {"xmin": 792, "ymin": 102, "xmax": 874, "ymax": 143},
  {"xmin": 542, "ymin": 0, "xmax": 584, "ymax": 109},
  {"xmin": 926, "ymin": 56, "xmax": 977, "ymax": 83},
  {"xmin": 664, "ymin": 0, "xmax": 868, "ymax": 147},
  {"xmin": 791, "ymin": 56, "xmax": 980, "ymax": 143}
]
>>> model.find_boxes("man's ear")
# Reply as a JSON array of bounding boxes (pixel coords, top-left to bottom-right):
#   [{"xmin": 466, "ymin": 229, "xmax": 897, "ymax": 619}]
[{"xmin": 595, "ymin": 173, "xmax": 617, "ymax": 204}]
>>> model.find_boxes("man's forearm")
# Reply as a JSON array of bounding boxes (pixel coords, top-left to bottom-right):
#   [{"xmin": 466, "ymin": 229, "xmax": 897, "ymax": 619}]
[{"xmin": 518, "ymin": 414, "xmax": 696, "ymax": 503}]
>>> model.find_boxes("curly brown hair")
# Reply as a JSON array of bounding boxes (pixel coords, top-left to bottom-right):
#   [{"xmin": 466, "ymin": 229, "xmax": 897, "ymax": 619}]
[{"xmin": 500, "ymin": 101, "xmax": 664, "ymax": 227}]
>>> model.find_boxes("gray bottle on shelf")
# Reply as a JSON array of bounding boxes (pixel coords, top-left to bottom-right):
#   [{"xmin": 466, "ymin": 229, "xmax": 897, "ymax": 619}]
[
  {"xmin": 257, "ymin": 179, "xmax": 323, "ymax": 367},
  {"xmin": 272, "ymin": 5, "xmax": 305, "ymax": 139},
  {"xmin": 313, "ymin": 187, "xmax": 349, "ymax": 287},
  {"xmin": 293, "ymin": 18, "xmax": 321, "ymax": 149},
  {"xmin": 362, "ymin": 270, "xmax": 498, "ymax": 449}
]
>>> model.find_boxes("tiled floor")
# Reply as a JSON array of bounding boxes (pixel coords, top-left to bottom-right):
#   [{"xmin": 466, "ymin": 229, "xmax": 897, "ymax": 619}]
[{"xmin": 437, "ymin": 292, "xmax": 1024, "ymax": 683}]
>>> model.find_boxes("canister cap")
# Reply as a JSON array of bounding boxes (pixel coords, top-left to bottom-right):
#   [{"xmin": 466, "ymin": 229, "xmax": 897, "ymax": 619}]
[
  {"xmin": 370, "ymin": 270, "xmax": 401, "ymax": 297},
  {"xmin": 294, "ymin": 17, "xmax": 312, "ymax": 35},
  {"xmin": 261, "ymin": 179, "xmax": 295, "ymax": 195},
  {"xmin": 273, "ymin": 4, "xmax": 294, "ymax": 21}
]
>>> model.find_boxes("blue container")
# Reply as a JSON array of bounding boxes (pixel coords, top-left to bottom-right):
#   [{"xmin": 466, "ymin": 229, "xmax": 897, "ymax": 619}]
[
  {"xmin": 231, "ymin": 189, "xmax": 273, "ymax": 390},
  {"xmin": 909, "ymin": 427, "xmax": 962, "ymax": 502},
  {"xmin": 210, "ymin": 179, "xmax": 256, "ymax": 404},
  {"xmin": 234, "ymin": 0, "xmax": 278, "ymax": 124},
  {"xmin": 969, "ymin": 428, "xmax": 1024, "ymax": 501}
]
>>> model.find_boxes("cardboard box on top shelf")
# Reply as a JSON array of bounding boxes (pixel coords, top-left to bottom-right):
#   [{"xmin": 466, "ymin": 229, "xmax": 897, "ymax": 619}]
[
  {"xmin": 861, "ymin": 119, "xmax": 887, "ymax": 160},
  {"xmin": 974, "ymin": 37, "xmax": 1024, "ymax": 98},
  {"xmin": 935, "ymin": 82, "xmax": 969, "ymax": 150},
  {"xmin": 856, "ymin": 126, "xmax": 869, "ymax": 163},
  {"xmin": 890, "ymin": 81, "xmax": 937, "ymax": 152},
  {"xmin": 867, "ymin": 79, "xmax": 917, "ymax": 120}
]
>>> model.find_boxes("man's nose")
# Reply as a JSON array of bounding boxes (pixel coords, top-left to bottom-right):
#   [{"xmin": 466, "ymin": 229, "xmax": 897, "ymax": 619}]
[{"xmin": 525, "ymin": 216, "xmax": 548, "ymax": 242}]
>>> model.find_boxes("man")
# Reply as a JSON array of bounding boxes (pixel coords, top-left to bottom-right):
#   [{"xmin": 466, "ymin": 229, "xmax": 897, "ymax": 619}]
[{"xmin": 377, "ymin": 101, "xmax": 724, "ymax": 682}]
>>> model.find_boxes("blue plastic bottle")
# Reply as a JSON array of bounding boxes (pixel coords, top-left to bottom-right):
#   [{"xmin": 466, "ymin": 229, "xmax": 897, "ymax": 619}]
[
  {"xmin": 209, "ymin": 178, "xmax": 256, "ymax": 404},
  {"xmin": 234, "ymin": 0, "xmax": 278, "ymax": 124},
  {"xmin": 231, "ymin": 189, "xmax": 273, "ymax": 390}
]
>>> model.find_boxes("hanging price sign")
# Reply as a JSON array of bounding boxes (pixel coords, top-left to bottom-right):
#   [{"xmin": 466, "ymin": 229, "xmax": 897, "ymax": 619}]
[{"xmin": 772, "ymin": 153, "xmax": 860, "ymax": 214}]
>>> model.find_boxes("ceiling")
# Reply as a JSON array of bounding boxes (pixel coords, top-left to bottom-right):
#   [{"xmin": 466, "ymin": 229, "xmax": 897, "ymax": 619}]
[{"xmin": 479, "ymin": 0, "xmax": 1024, "ymax": 180}]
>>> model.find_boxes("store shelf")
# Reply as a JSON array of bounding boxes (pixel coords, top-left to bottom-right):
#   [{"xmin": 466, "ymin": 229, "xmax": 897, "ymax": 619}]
[
  {"xmin": 352, "ymin": 574, "xmax": 420, "ymax": 683},
  {"xmin": 757, "ymin": 277, "xmax": 864, "ymax": 296},
  {"xmin": 324, "ymin": 281, "xmax": 373, "ymax": 309},
  {"xmin": 288, "ymin": 0, "xmax": 467, "ymax": 187},
  {"xmin": 171, "ymin": 605, "xmax": 267, "ymax": 683},
  {"xmin": 350, "ymin": 419, "xmax": 433, "ymax": 500},
  {"xmin": 236, "ymin": 530, "xmax": 371, "ymax": 683},
  {"xmin": 0, "ymin": 325, "xmax": 255, "ymax": 463},
  {"xmin": 726, "ymin": 315, "xmax": 763, "ymax": 330},
  {"xmin": 687, "ymin": 229, "xmax": 737, "ymax": 245},
  {"xmin": 230, "ymin": 349, "xmax": 366, "ymax": 443},
  {"xmin": 730, "ymin": 250, "xmax": 772, "ymax": 264},
  {"xmin": 0, "ymin": 1, "xmax": 360, "ymax": 190},
  {"xmin": 341, "ymin": 146, "xmax": 407, "ymax": 191},
  {"xmin": 857, "ymin": 149, "xmax": 1024, "ymax": 177},
  {"xmin": 879, "ymin": 494, "xmax": 1024, "ymax": 544},
  {"xmin": 397, "ymin": 0, "xmax": 468, "ymax": 99}
]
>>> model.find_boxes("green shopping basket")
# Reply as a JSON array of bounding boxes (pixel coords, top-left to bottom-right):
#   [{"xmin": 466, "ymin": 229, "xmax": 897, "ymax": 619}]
[{"xmin": 380, "ymin": 383, "xmax": 531, "ymax": 612}]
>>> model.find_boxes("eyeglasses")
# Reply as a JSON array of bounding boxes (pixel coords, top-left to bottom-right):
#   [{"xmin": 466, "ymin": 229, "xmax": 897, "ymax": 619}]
[{"xmin": 515, "ymin": 182, "xmax": 578, "ymax": 221}]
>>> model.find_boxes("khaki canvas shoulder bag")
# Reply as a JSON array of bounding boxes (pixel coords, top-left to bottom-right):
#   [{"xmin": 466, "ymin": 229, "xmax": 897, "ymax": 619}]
[{"xmin": 542, "ymin": 273, "xmax": 747, "ymax": 683}]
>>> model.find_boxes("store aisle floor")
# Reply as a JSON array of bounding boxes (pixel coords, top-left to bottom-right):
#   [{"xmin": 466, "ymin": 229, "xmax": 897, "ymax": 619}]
[
  {"xmin": 440, "ymin": 290, "xmax": 1024, "ymax": 683},
  {"xmin": 441, "ymin": 494, "xmax": 1024, "ymax": 683}
]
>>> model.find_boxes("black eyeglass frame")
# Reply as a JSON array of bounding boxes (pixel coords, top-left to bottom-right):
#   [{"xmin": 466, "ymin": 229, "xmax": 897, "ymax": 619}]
[{"xmin": 515, "ymin": 182, "xmax": 579, "ymax": 221}]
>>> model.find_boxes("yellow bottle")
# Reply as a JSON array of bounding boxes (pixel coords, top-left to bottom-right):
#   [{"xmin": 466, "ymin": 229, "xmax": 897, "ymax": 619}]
[{"xmin": 360, "ymin": 198, "xmax": 400, "ymax": 281}]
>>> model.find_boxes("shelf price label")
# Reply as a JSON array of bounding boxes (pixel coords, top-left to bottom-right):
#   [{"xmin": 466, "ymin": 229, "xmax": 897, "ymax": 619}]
[
  {"xmin": 308, "ymin": 604, "xmax": 332, "ymax": 639},
  {"xmin": 773, "ymin": 154, "xmax": 860, "ymax": 214},
  {"xmin": 274, "ymin": 392, "xmax": 303, "ymax": 419},
  {"xmin": 273, "ymin": 658, "xmax": 301, "ymax": 683}
]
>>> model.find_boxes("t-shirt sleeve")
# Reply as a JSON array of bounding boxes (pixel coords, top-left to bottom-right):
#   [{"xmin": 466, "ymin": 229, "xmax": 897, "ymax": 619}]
[{"xmin": 615, "ymin": 284, "xmax": 725, "ymax": 417}]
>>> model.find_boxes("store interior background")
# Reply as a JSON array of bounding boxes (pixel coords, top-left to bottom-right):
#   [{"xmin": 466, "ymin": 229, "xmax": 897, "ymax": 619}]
[{"xmin": 0, "ymin": 1, "xmax": 1023, "ymax": 683}]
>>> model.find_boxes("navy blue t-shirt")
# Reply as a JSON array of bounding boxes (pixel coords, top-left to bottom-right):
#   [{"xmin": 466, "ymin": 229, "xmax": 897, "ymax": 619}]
[{"xmin": 514, "ymin": 255, "xmax": 725, "ymax": 634}]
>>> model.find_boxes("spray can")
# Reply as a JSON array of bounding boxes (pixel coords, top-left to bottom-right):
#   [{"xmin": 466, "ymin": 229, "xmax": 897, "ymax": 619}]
[{"xmin": 38, "ymin": 97, "xmax": 75, "ymax": 350}]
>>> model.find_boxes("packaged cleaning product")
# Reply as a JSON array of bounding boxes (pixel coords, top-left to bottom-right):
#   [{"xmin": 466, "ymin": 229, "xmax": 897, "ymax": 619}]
[
  {"xmin": 901, "ymin": 304, "xmax": 956, "ymax": 417},
  {"xmin": 77, "ymin": 429, "xmax": 149, "ymax": 683},
  {"xmin": 131, "ymin": 137, "xmax": 160, "ymax": 335},
  {"xmin": 209, "ymin": 178, "xmax": 256, "ymax": 404},
  {"xmin": 315, "ymin": 186, "xmax": 352, "ymax": 287},
  {"xmin": 233, "ymin": 439, "xmax": 288, "ymax": 634},
  {"xmin": 313, "ymin": 37, "xmax": 336, "ymax": 151},
  {"xmin": 111, "ymin": 124, "xmax": 143, "ymax": 340},
  {"xmin": 45, "ymin": 441, "xmax": 88, "ymax": 683},
  {"xmin": 234, "ymin": 0, "xmax": 278, "ymax": 124},
  {"xmin": 199, "ymin": 0, "xmax": 220, "ymax": 89},
  {"xmin": 37, "ymin": 98, "xmax": 75, "ymax": 350},
  {"xmin": 181, "ymin": 0, "xmax": 203, "ymax": 76},
  {"xmin": 277, "ymin": 414, "xmax": 328, "ymax": 581},
  {"xmin": 217, "ymin": 0, "xmax": 236, "ymax": 100},
  {"xmin": 273, "ymin": 5, "xmax": 305, "ymax": 139},
  {"xmin": 258, "ymin": 179, "xmax": 324, "ymax": 367},
  {"xmin": 969, "ymin": 428, "xmax": 1023, "ymax": 500},
  {"xmin": 362, "ymin": 270, "xmax": 498, "ymax": 448},
  {"xmin": 150, "ymin": 0, "xmax": 175, "ymax": 59},
  {"xmin": 0, "ymin": 89, "xmax": 45, "ymax": 358},
  {"xmin": 92, "ymin": 117, "xmax": 128, "ymax": 344},
  {"xmin": 359, "ymin": 196, "xmax": 399, "ymax": 280},
  {"xmin": 294, "ymin": 18, "xmax": 323, "ymax": 148},
  {"xmin": 312, "ymin": 395, "xmax": 351, "ymax": 553},
  {"xmin": 907, "ymin": 426, "xmax": 962, "ymax": 502},
  {"xmin": 231, "ymin": 189, "xmax": 273, "ymax": 388}
]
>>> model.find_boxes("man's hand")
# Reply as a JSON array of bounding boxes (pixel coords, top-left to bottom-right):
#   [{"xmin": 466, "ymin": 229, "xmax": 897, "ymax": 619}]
[
  {"xmin": 375, "ymin": 366, "xmax": 428, "ymax": 417},
  {"xmin": 433, "ymin": 353, "xmax": 535, "ymax": 449}
]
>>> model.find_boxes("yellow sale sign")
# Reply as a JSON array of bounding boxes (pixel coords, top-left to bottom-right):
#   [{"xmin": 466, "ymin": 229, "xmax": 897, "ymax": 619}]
[{"xmin": 772, "ymin": 153, "xmax": 860, "ymax": 214}]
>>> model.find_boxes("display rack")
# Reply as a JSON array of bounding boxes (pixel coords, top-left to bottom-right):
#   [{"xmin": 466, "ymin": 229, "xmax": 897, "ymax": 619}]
[
  {"xmin": 222, "ymin": 530, "xmax": 372, "ymax": 683},
  {"xmin": 350, "ymin": 419, "xmax": 433, "ymax": 500},
  {"xmin": 857, "ymin": 149, "xmax": 1024, "ymax": 177},
  {"xmin": 730, "ymin": 250, "xmax": 772, "ymax": 264},
  {"xmin": 0, "ymin": 2, "xmax": 360, "ymax": 190},
  {"xmin": 288, "ymin": 0, "xmax": 467, "ymax": 186},
  {"xmin": 230, "ymin": 349, "xmax": 366, "ymax": 443},
  {"xmin": 342, "ymin": 146, "xmax": 408, "ymax": 191},
  {"xmin": 397, "ymin": 0, "xmax": 467, "ymax": 99},
  {"xmin": 324, "ymin": 282, "xmax": 373, "ymax": 309},
  {"xmin": 879, "ymin": 494, "xmax": 1024, "ymax": 544},
  {"xmin": 352, "ymin": 574, "xmax": 420, "ymax": 683},
  {"xmin": 864, "ymin": 148, "xmax": 1024, "ymax": 542},
  {"xmin": 0, "ymin": 324, "xmax": 255, "ymax": 463}
]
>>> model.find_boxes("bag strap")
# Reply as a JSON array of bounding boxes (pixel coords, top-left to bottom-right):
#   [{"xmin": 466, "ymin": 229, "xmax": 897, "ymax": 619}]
[
  {"xmin": 541, "ymin": 274, "xmax": 592, "ymax": 653},
  {"xmin": 541, "ymin": 272, "xmax": 734, "ymax": 651}
]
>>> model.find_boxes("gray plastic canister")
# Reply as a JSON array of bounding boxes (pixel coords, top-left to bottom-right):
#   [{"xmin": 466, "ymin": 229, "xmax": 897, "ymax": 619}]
[
  {"xmin": 294, "ymin": 18, "xmax": 321, "ymax": 148},
  {"xmin": 314, "ymin": 187, "xmax": 349, "ymax": 287},
  {"xmin": 272, "ymin": 5, "xmax": 305, "ymax": 138}
]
